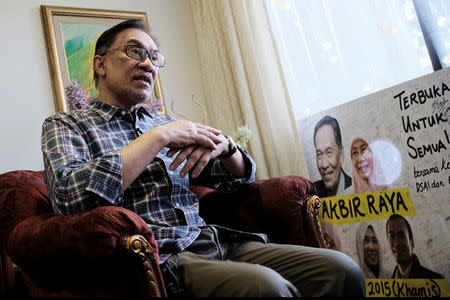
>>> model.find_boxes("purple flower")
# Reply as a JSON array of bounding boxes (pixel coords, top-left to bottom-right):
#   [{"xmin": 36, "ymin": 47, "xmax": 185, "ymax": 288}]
[{"xmin": 65, "ymin": 79, "xmax": 87, "ymax": 111}]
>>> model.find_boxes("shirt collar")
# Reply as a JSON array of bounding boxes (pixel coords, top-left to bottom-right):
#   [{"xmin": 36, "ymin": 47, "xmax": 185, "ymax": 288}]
[
  {"xmin": 87, "ymin": 98, "xmax": 152, "ymax": 121},
  {"xmin": 394, "ymin": 261, "xmax": 412, "ymax": 278}
]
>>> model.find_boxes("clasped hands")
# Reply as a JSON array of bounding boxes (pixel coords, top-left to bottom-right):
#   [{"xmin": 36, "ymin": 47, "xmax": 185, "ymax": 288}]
[{"xmin": 162, "ymin": 120, "xmax": 230, "ymax": 178}]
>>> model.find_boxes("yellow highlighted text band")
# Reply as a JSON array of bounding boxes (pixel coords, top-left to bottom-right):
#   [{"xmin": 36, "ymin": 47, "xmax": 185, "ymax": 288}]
[
  {"xmin": 319, "ymin": 188, "xmax": 416, "ymax": 225},
  {"xmin": 366, "ymin": 279, "xmax": 450, "ymax": 297}
]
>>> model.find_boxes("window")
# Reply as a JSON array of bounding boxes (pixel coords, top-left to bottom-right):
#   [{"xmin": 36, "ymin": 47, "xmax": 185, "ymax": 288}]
[
  {"xmin": 264, "ymin": 0, "xmax": 449, "ymax": 120},
  {"xmin": 413, "ymin": 0, "xmax": 450, "ymax": 70}
]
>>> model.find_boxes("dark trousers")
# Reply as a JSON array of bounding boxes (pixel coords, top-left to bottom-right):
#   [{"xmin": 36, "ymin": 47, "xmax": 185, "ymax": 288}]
[{"xmin": 162, "ymin": 225, "xmax": 365, "ymax": 297}]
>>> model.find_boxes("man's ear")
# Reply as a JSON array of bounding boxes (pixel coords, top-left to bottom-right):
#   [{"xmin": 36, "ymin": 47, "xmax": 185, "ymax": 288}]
[
  {"xmin": 339, "ymin": 147, "xmax": 345, "ymax": 163},
  {"xmin": 93, "ymin": 55, "xmax": 106, "ymax": 78}
]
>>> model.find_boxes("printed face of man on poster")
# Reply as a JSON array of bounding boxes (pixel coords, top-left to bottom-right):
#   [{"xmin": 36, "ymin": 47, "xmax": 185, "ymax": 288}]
[
  {"xmin": 385, "ymin": 214, "xmax": 444, "ymax": 279},
  {"xmin": 313, "ymin": 115, "xmax": 352, "ymax": 197}
]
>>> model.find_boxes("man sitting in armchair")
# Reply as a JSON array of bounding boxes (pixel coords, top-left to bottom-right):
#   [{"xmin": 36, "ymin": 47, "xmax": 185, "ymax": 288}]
[{"xmin": 41, "ymin": 19, "xmax": 365, "ymax": 297}]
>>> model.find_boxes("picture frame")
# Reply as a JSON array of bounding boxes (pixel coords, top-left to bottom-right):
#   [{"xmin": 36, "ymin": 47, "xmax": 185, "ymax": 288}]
[{"xmin": 40, "ymin": 5, "xmax": 165, "ymax": 113}]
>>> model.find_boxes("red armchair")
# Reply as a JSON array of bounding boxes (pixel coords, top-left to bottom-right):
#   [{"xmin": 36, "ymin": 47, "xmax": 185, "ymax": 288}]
[{"xmin": 0, "ymin": 170, "xmax": 326, "ymax": 297}]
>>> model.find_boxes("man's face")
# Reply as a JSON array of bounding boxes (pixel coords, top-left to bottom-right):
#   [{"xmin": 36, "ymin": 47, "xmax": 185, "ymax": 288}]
[
  {"xmin": 314, "ymin": 124, "xmax": 344, "ymax": 194},
  {"xmin": 96, "ymin": 28, "xmax": 158, "ymax": 108},
  {"xmin": 363, "ymin": 227, "xmax": 379, "ymax": 267},
  {"xmin": 387, "ymin": 218, "xmax": 414, "ymax": 265}
]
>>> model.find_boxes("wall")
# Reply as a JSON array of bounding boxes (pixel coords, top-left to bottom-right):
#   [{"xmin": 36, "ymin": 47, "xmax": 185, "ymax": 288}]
[{"xmin": 0, "ymin": 0, "xmax": 206, "ymax": 173}]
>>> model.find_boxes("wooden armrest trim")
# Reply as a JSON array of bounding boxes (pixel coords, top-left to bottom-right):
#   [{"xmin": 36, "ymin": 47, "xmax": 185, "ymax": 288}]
[
  {"xmin": 121, "ymin": 235, "xmax": 167, "ymax": 297},
  {"xmin": 306, "ymin": 196, "xmax": 327, "ymax": 249}
]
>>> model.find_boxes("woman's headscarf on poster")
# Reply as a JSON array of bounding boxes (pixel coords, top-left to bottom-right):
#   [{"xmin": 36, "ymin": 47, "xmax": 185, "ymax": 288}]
[
  {"xmin": 355, "ymin": 222, "xmax": 390, "ymax": 278},
  {"xmin": 350, "ymin": 137, "xmax": 387, "ymax": 194}
]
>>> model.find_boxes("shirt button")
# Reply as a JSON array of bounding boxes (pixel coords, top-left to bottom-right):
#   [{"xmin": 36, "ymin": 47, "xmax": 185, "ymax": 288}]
[
  {"xmin": 175, "ymin": 203, "xmax": 180, "ymax": 208},
  {"xmin": 121, "ymin": 111, "xmax": 126, "ymax": 116}
]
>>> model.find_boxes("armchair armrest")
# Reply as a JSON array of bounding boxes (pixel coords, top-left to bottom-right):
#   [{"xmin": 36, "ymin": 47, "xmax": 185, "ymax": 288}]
[
  {"xmin": 7, "ymin": 206, "xmax": 165, "ymax": 297},
  {"xmin": 1, "ymin": 170, "xmax": 167, "ymax": 297},
  {"xmin": 8, "ymin": 205, "xmax": 158, "ymax": 266},
  {"xmin": 195, "ymin": 175, "xmax": 326, "ymax": 248}
]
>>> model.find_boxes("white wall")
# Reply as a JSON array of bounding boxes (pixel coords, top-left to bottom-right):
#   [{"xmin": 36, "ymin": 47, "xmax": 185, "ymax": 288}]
[{"xmin": 0, "ymin": 0, "xmax": 206, "ymax": 173}]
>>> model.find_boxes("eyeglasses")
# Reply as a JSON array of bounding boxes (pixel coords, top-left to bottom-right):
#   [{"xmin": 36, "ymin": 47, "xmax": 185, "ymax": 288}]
[{"xmin": 100, "ymin": 45, "xmax": 166, "ymax": 68}]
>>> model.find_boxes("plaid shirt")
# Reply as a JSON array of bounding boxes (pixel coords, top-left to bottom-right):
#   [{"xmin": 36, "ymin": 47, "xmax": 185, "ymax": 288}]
[{"xmin": 41, "ymin": 98, "xmax": 265, "ymax": 262}]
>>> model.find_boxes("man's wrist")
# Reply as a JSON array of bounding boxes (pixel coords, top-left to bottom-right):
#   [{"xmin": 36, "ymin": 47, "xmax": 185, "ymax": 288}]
[{"xmin": 218, "ymin": 135, "xmax": 237, "ymax": 159}]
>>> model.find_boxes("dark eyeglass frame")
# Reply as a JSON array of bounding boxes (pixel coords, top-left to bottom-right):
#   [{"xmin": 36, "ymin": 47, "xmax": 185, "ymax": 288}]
[{"xmin": 100, "ymin": 45, "xmax": 166, "ymax": 68}]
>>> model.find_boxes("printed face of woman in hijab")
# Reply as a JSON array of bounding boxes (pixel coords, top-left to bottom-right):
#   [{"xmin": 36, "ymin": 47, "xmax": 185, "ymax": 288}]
[
  {"xmin": 363, "ymin": 226, "xmax": 379, "ymax": 267},
  {"xmin": 351, "ymin": 139, "xmax": 374, "ymax": 181}
]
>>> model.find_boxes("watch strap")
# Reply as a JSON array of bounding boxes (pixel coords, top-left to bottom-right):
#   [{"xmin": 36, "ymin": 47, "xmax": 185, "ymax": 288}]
[{"xmin": 218, "ymin": 135, "xmax": 237, "ymax": 159}]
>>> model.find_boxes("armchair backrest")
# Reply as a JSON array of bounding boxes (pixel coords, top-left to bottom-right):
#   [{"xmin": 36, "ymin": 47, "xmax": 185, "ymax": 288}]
[
  {"xmin": 0, "ymin": 171, "xmax": 52, "ymax": 247},
  {"xmin": 0, "ymin": 170, "xmax": 51, "ymax": 297},
  {"xmin": 194, "ymin": 176, "xmax": 326, "ymax": 248}
]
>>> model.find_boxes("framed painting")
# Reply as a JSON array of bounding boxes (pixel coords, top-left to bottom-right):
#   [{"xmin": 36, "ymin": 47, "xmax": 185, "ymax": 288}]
[{"xmin": 40, "ymin": 5, "xmax": 165, "ymax": 113}]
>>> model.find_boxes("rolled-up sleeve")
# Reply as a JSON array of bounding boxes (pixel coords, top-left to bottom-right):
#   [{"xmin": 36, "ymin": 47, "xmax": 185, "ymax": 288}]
[{"xmin": 41, "ymin": 115, "xmax": 123, "ymax": 215}]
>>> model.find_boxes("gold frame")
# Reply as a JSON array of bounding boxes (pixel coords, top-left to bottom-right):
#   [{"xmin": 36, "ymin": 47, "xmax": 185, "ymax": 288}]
[{"xmin": 40, "ymin": 5, "xmax": 165, "ymax": 112}]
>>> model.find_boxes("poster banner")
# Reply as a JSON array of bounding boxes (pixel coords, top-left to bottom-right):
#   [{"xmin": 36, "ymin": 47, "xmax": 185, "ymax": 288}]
[{"xmin": 298, "ymin": 67, "xmax": 450, "ymax": 297}]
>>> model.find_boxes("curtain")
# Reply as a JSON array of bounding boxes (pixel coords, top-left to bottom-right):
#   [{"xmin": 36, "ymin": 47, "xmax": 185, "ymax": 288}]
[{"xmin": 190, "ymin": 0, "xmax": 308, "ymax": 179}]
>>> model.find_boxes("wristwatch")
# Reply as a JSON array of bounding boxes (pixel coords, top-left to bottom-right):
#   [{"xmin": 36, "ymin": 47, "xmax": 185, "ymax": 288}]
[{"xmin": 218, "ymin": 135, "xmax": 237, "ymax": 159}]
